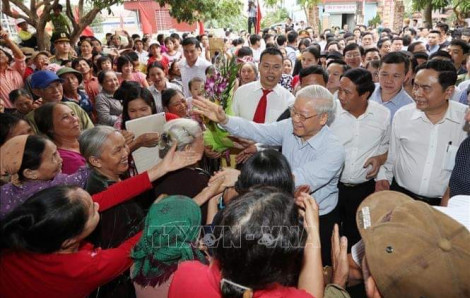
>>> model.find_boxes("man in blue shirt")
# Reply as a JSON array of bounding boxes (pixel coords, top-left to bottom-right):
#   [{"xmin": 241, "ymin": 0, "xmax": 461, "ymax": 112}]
[
  {"xmin": 193, "ymin": 85, "xmax": 345, "ymax": 265},
  {"xmin": 369, "ymin": 52, "xmax": 414, "ymax": 119}
]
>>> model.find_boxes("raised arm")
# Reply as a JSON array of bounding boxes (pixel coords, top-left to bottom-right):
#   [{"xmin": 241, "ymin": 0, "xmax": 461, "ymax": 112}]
[
  {"xmin": 297, "ymin": 193, "xmax": 324, "ymax": 298},
  {"xmin": 93, "ymin": 143, "xmax": 200, "ymax": 210},
  {"xmin": 0, "ymin": 30, "xmax": 25, "ymax": 60}
]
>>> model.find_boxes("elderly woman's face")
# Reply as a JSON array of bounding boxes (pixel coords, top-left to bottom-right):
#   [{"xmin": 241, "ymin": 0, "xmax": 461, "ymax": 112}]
[
  {"xmin": 190, "ymin": 134, "xmax": 205, "ymax": 160},
  {"xmin": 240, "ymin": 64, "xmax": 257, "ymax": 85},
  {"xmin": 102, "ymin": 72, "xmax": 120, "ymax": 93},
  {"xmin": 167, "ymin": 92, "xmax": 188, "ymax": 118},
  {"xmin": 34, "ymin": 139, "xmax": 63, "ymax": 180},
  {"xmin": 52, "ymin": 104, "xmax": 81, "ymax": 139},
  {"xmin": 92, "ymin": 132, "xmax": 129, "ymax": 178}
]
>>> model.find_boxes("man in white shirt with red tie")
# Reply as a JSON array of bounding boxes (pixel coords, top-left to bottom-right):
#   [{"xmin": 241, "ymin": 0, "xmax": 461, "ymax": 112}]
[
  {"xmin": 232, "ymin": 47, "xmax": 295, "ymax": 124},
  {"xmin": 376, "ymin": 59, "xmax": 468, "ymax": 205}
]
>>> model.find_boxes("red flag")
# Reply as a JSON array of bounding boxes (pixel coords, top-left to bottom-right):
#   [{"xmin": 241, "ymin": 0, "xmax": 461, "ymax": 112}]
[
  {"xmin": 136, "ymin": 3, "xmax": 153, "ymax": 34},
  {"xmin": 198, "ymin": 20, "xmax": 205, "ymax": 35},
  {"xmin": 255, "ymin": 0, "xmax": 261, "ymax": 34}
]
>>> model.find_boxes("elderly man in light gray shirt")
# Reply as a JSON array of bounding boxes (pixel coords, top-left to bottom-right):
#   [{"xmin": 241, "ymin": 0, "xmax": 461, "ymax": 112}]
[{"xmin": 193, "ymin": 85, "xmax": 345, "ymax": 266}]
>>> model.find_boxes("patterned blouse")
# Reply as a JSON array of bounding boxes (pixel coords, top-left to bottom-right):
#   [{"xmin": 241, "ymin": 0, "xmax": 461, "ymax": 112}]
[{"xmin": 0, "ymin": 166, "xmax": 90, "ymax": 219}]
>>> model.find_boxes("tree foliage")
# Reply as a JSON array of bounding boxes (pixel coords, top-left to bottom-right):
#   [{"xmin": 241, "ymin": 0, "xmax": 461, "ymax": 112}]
[
  {"xmin": 1, "ymin": 0, "xmax": 243, "ymax": 50},
  {"xmin": 202, "ymin": 0, "xmax": 244, "ymax": 31},
  {"xmin": 261, "ymin": 8, "xmax": 289, "ymax": 29},
  {"xmin": 265, "ymin": 0, "xmax": 321, "ymax": 33},
  {"xmin": 2, "ymin": 0, "xmax": 122, "ymax": 50},
  {"xmin": 411, "ymin": 0, "xmax": 469, "ymax": 24},
  {"xmin": 158, "ymin": 0, "xmax": 243, "ymax": 24}
]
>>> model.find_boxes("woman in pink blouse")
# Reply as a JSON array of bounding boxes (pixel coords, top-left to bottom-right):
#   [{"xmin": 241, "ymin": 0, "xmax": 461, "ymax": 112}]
[
  {"xmin": 35, "ymin": 102, "xmax": 86, "ymax": 174},
  {"xmin": 116, "ymin": 55, "xmax": 149, "ymax": 88}
]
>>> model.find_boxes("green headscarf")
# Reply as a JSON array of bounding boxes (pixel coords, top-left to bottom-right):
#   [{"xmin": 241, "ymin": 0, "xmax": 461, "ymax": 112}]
[{"xmin": 131, "ymin": 195, "xmax": 205, "ymax": 287}]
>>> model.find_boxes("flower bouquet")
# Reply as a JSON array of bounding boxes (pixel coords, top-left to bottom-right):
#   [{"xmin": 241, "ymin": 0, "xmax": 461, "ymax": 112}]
[{"xmin": 202, "ymin": 55, "xmax": 240, "ymax": 153}]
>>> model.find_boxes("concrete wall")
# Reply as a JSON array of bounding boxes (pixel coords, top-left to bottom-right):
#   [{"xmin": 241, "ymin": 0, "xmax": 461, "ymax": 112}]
[{"xmin": 364, "ymin": 3, "xmax": 378, "ymax": 26}]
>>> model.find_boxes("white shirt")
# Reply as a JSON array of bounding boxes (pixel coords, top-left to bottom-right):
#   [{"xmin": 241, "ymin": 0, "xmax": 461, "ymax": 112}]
[
  {"xmin": 330, "ymin": 100, "xmax": 391, "ymax": 184},
  {"xmin": 232, "ymin": 80, "xmax": 295, "ymax": 123},
  {"xmin": 179, "ymin": 57, "xmax": 212, "ymax": 97},
  {"xmin": 285, "ymin": 45, "xmax": 298, "ymax": 66},
  {"xmin": 148, "ymin": 81, "xmax": 182, "ymax": 113},
  {"xmin": 377, "ymin": 101, "xmax": 469, "ymax": 197},
  {"xmin": 251, "ymin": 47, "xmax": 262, "ymax": 63},
  {"xmin": 135, "ymin": 50, "xmax": 149, "ymax": 65}
]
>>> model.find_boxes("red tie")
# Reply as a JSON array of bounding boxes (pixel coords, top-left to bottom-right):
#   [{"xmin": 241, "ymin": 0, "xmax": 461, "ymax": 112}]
[{"xmin": 253, "ymin": 89, "xmax": 272, "ymax": 123}]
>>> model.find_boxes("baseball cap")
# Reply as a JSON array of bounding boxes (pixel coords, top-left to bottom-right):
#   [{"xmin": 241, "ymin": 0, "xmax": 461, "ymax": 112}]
[
  {"xmin": 30, "ymin": 70, "xmax": 64, "ymax": 89},
  {"xmin": 51, "ymin": 32, "xmax": 70, "ymax": 44},
  {"xmin": 356, "ymin": 191, "xmax": 470, "ymax": 297}
]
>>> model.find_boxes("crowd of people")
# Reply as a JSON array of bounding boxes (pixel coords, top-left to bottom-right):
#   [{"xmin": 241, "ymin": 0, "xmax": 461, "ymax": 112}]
[{"xmin": 0, "ymin": 14, "xmax": 469, "ymax": 298}]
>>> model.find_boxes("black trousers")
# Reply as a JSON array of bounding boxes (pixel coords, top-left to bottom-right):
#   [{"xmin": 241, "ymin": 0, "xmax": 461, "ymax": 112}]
[
  {"xmin": 338, "ymin": 180, "xmax": 375, "ymax": 252},
  {"xmin": 390, "ymin": 179, "xmax": 441, "ymax": 206},
  {"xmin": 319, "ymin": 204, "xmax": 340, "ymax": 266},
  {"xmin": 248, "ymin": 17, "xmax": 256, "ymax": 34}
]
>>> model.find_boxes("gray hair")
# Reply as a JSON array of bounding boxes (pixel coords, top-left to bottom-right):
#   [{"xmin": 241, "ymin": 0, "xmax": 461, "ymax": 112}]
[
  {"xmin": 240, "ymin": 62, "xmax": 259, "ymax": 80},
  {"xmin": 79, "ymin": 126, "xmax": 119, "ymax": 160},
  {"xmin": 296, "ymin": 85, "xmax": 336, "ymax": 123},
  {"xmin": 158, "ymin": 118, "xmax": 202, "ymax": 158}
]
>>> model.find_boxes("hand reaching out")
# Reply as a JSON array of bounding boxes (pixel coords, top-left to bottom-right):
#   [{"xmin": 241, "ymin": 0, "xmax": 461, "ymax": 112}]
[
  {"xmin": 209, "ymin": 167, "xmax": 240, "ymax": 188},
  {"xmin": 137, "ymin": 132, "xmax": 160, "ymax": 148},
  {"xmin": 331, "ymin": 224, "xmax": 349, "ymax": 288},
  {"xmin": 147, "ymin": 143, "xmax": 201, "ymax": 181},
  {"xmin": 192, "ymin": 98, "xmax": 228, "ymax": 124},
  {"xmin": 296, "ymin": 193, "xmax": 320, "ymax": 239}
]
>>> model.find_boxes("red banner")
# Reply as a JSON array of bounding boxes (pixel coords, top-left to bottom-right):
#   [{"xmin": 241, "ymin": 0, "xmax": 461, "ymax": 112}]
[{"xmin": 255, "ymin": 0, "xmax": 261, "ymax": 34}]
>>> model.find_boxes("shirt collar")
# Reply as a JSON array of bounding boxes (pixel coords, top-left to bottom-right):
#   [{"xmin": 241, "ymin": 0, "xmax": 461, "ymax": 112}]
[
  {"xmin": 149, "ymin": 81, "xmax": 170, "ymax": 93},
  {"xmin": 410, "ymin": 102, "xmax": 461, "ymax": 124},
  {"xmin": 376, "ymin": 86, "xmax": 409, "ymax": 106},
  {"xmin": 295, "ymin": 125, "xmax": 329, "ymax": 150},
  {"xmin": 182, "ymin": 57, "xmax": 203, "ymax": 68},
  {"xmin": 336, "ymin": 100, "xmax": 374, "ymax": 118},
  {"xmin": 253, "ymin": 80, "xmax": 281, "ymax": 95}
]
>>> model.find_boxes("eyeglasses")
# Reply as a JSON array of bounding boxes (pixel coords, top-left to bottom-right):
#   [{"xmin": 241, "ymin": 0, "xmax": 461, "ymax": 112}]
[{"xmin": 289, "ymin": 106, "xmax": 319, "ymax": 122}]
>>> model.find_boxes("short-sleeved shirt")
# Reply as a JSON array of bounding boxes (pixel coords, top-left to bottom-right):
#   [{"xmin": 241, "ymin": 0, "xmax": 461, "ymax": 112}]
[{"xmin": 50, "ymin": 13, "xmax": 69, "ymax": 33}]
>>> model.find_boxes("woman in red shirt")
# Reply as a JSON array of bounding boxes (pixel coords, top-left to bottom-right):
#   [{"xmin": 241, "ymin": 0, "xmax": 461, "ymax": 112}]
[
  {"xmin": 169, "ymin": 187, "xmax": 324, "ymax": 298},
  {"xmin": 0, "ymin": 144, "xmax": 200, "ymax": 298}
]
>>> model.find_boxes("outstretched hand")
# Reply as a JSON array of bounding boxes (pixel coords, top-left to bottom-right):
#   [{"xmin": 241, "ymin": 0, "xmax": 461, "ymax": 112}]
[
  {"xmin": 147, "ymin": 143, "xmax": 200, "ymax": 181},
  {"xmin": 209, "ymin": 167, "xmax": 240, "ymax": 188},
  {"xmin": 192, "ymin": 98, "xmax": 228, "ymax": 124}
]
